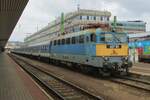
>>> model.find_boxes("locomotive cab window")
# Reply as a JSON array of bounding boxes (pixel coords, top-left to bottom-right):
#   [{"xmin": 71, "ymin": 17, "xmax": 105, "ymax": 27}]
[
  {"xmin": 54, "ymin": 40, "xmax": 57, "ymax": 46},
  {"xmin": 86, "ymin": 36, "xmax": 89, "ymax": 43},
  {"xmin": 90, "ymin": 33, "xmax": 96, "ymax": 42},
  {"xmin": 100, "ymin": 33, "xmax": 113, "ymax": 42},
  {"xmin": 79, "ymin": 35, "xmax": 84, "ymax": 43}
]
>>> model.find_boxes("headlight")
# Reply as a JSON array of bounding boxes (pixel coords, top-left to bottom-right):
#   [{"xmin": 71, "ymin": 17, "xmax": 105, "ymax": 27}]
[
  {"xmin": 122, "ymin": 57, "xmax": 128, "ymax": 61},
  {"xmin": 125, "ymin": 57, "xmax": 128, "ymax": 60},
  {"xmin": 104, "ymin": 57, "xmax": 109, "ymax": 61}
]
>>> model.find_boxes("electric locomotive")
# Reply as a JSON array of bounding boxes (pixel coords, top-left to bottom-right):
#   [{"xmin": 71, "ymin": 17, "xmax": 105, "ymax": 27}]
[{"xmin": 49, "ymin": 28, "xmax": 132, "ymax": 76}]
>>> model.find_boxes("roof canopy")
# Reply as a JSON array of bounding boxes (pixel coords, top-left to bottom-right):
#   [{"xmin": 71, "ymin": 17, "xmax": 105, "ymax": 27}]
[{"xmin": 0, "ymin": 0, "xmax": 28, "ymax": 48}]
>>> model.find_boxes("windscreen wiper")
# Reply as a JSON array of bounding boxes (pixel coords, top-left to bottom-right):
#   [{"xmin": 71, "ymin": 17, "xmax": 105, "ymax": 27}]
[{"xmin": 113, "ymin": 34, "xmax": 122, "ymax": 43}]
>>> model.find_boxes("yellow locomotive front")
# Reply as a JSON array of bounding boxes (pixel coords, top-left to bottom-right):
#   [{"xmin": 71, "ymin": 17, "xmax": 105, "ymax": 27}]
[
  {"xmin": 96, "ymin": 44, "xmax": 128, "ymax": 56},
  {"xmin": 95, "ymin": 29, "xmax": 132, "ymax": 75}
]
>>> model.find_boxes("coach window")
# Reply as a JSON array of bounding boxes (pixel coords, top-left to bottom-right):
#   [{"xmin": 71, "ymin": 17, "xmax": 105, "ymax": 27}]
[
  {"xmin": 86, "ymin": 36, "xmax": 89, "ymax": 43},
  {"xmin": 72, "ymin": 37, "xmax": 76, "ymax": 44},
  {"xmin": 90, "ymin": 33, "xmax": 96, "ymax": 42},
  {"xmin": 58, "ymin": 39, "xmax": 61, "ymax": 45},
  {"xmin": 52, "ymin": 41, "xmax": 54, "ymax": 46},
  {"xmin": 46, "ymin": 45, "xmax": 47, "ymax": 50},
  {"xmin": 50, "ymin": 41, "xmax": 52, "ymax": 45},
  {"xmin": 45, "ymin": 46, "xmax": 47, "ymax": 50},
  {"xmin": 45, "ymin": 46, "xmax": 46, "ymax": 51},
  {"xmin": 43, "ymin": 46, "xmax": 44, "ymax": 50},
  {"xmin": 62, "ymin": 39, "xmax": 65, "ymax": 45},
  {"xmin": 45, "ymin": 45, "xmax": 46, "ymax": 50},
  {"xmin": 75, "ymin": 36, "xmax": 79, "ymax": 44},
  {"xmin": 79, "ymin": 35, "xmax": 84, "ymax": 43},
  {"xmin": 54, "ymin": 40, "xmax": 57, "ymax": 46},
  {"xmin": 56, "ymin": 40, "xmax": 58, "ymax": 45},
  {"xmin": 66, "ymin": 38, "xmax": 70, "ymax": 44}
]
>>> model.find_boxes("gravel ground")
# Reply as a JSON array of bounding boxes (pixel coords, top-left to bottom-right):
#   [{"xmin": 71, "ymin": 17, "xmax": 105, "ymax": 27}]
[
  {"xmin": 133, "ymin": 63, "xmax": 150, "ymax": 68},
  {"xmin": 13, "ymin": 55, "xmax": 150, "ymax": 100},
  {"xmin": 130, "ymin": 63, "xmax": 150, "ymax": 76}
]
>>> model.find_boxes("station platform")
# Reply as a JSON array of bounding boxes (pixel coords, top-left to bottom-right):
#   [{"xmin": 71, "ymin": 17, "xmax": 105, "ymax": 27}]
[
  {"xmin": 0, "ymin": 53, "xmax": 51, "ymax": 100},
  {"xmin": 130, "ymin": 62, "xmax": 150, "ymax": 76}
]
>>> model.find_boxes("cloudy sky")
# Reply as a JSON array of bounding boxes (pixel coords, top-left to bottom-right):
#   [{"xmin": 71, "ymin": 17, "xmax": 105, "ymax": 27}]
[{"xmin": 9, "ymin": 0, "xmax": 150, "ymax": 41}]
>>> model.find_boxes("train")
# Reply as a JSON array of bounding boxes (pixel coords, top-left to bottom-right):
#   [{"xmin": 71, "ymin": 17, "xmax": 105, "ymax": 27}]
[
  {"xmin": 11, "ymin": 9, "xmax": 133, "ymax": 76},
  {"xmin": 12, "ymin": 28, "xmax": 132, "ymax": 76},
  {"xmin": 129, "ymin": 40, "xmax": 150, "ymax": 62}
]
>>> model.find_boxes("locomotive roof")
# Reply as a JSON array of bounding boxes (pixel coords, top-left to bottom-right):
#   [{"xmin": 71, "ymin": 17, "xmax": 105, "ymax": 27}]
[{"xmin": 54, "ymin": 29, "xmax": 96, "ymax": 40}]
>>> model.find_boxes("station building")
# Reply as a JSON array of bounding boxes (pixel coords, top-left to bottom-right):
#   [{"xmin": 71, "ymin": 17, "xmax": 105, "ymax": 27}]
[
  {"xmin": 5, "ymin": 41, "xmax": 24, "ymax": 53},
  {"xmin": 24, "ymin": 9, "xmax": 112, "ymax": 47},
  {"xmin": 112, "ymin": 21, "xmax": 146, "ymax": 34},
  {"xmin": 24, "ymin": 9, "xmax": 147, "ymax": 47}
]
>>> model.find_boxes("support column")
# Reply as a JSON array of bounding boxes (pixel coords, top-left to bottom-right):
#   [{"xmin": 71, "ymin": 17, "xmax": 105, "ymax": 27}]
[{"xmin": 0, "ymin": 47, "xmax": 4, "ymax": 53}]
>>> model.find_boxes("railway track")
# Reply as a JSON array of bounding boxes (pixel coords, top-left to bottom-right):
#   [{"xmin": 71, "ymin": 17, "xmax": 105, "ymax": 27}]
[
  {"xmin": 110, "ymin": 75, "xmax": 150, "ymax": 92},
  {"xmin": 10, "ymin": 54, "xmax": 103, "ymax": 100}
]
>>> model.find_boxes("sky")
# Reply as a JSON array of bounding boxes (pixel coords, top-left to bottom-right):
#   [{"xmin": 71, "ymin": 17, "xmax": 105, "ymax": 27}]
[{"xmin": 9, "ymin": 0, "xmax": 150, "ymax": 42}]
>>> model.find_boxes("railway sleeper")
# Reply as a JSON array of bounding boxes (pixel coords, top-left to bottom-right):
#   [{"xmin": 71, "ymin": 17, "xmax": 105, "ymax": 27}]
[
  {"xmin": 62, "ymin": 92, "xmax": 80, "ymax": 96},
  {"xmin": 64, "ymin": 95, "xmax": 86, "ymax": 100}
]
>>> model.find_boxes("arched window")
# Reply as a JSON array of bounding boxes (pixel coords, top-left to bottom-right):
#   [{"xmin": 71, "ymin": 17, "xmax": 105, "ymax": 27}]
[
  {"xmin": 86, "ymin": 36, "xmax": 89, "ymax": 42},
  {"xmin": 62, "ymin": 39, "xmax": 65, "ymax": 45},
  {"xmin": 54, "ymin": 40, "xmax": 57, "ymax": 46},
  {"xmin": 58, "ymin": 39, "xmax": 61, "ymax": 45},
  {"xmin": 90, "ymin": 33, "xmax": 96, "ymax": 42},
  {"xmin": 79, "ymin": 35, "xmax": 84, "ymax": 43}
]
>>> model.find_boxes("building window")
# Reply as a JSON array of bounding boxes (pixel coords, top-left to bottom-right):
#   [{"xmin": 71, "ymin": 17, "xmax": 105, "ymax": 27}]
[
  {"xmin": 101, "ymin": 16, "xmax": 103, "ymax": 21},
  {"xmin": 89, "ymin": 16, "xmax": 92, "ymax": 20},
  {"xmin": 94, "ymin": 16, "xmax": 96, "ymax": 20},
  {"xmin": 80, "ymin": 16, "xmax": 82, "ymax": 20},
  {"xmin": 82, "ymin": 16, "xmax": 87, "ymax": 20},
  {"xmin": 107, "ymin": 17, "xmax": 109, "ymax": 21},
  {"xmin": 96, "ymin": 16, "xmax": 100, "ymax": 20},
  {"xmin": 87, "ymin": 16, "xmax": 89, "ymax": 20}
]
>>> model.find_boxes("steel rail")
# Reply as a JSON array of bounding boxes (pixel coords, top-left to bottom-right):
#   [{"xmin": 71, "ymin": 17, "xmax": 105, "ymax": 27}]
[
  {"xmin": 10, "ymin": 54, "xmax": 103, "ymax": 100},
  {"xmin": 110, "ymin": 76, "xmax": 150, "ymax": 92}
]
